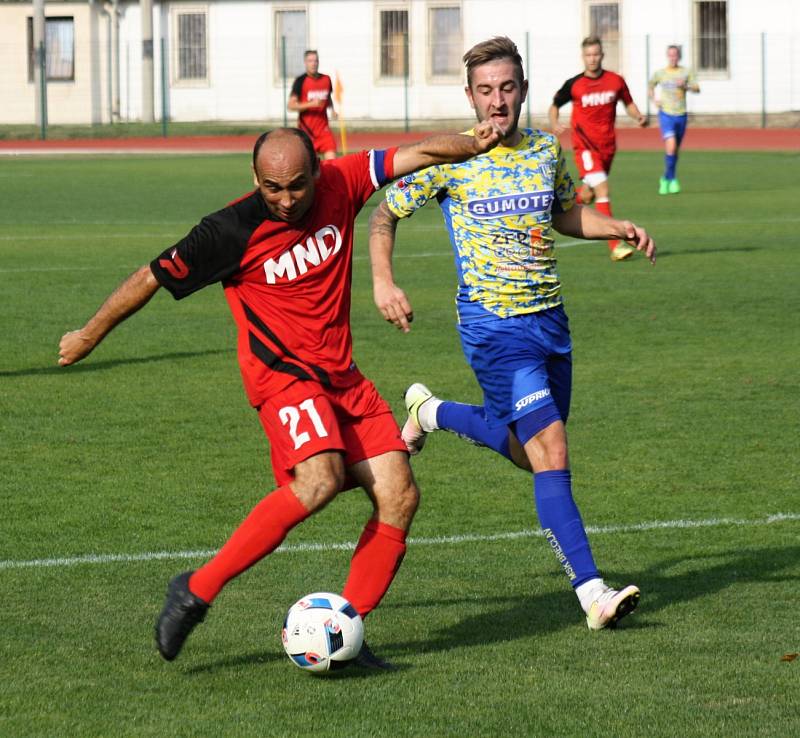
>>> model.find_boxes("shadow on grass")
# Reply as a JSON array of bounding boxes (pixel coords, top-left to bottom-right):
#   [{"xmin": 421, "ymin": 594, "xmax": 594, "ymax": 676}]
[
  {"xmin": 166, "ymin": 545, "xmax": 798, "ymax": 675},
  {"xmin": 0, "ymin": 348, "xmax": 232, "ymax": 378},
  {"xmin": 381, "ymin": 544, "xmax": 799, "ymax": 656},
  {"xmin": 184, "ymin": 649, "xmax": 410, "ymax": 679},
  {"xmin": 655, "ymin": 245, "xmax": 762, "ymax": 258},
  {"xmin": 182, "ymin": 650, "xmax": 285, "ymax": 675}
]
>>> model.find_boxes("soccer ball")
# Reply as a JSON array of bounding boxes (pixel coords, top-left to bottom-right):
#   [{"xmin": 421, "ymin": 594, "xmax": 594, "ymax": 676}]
[{"xmin": 281, "ymin": 592, "xmax": 364, "ymax": 673}]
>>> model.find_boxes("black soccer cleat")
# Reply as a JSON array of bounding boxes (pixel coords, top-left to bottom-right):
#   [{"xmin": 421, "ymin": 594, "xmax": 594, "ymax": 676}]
[
  {"xmin": 351, "ymin": 641, "xmax": 395, "ymax": 670},
  {"xmin": 155, "ymin": 570, "xmax": 209, "ymax": 661}
]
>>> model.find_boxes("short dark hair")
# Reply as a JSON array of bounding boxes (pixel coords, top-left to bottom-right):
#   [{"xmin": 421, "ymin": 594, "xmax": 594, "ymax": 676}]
[
  {"xmin": 667, "ymin": 44, "xmax": 682, "ymax": 57},
  {"xmin": 462, "ymin": 36, "xmax": 524, "ymax": 88},
  {"xmin": 252, "ymin": 128, "xmax": 319, "ymax": 175},
  {"xmin": 581, "ymin": 36, "xmax": 603, "ymax": 51},
  {"xmin": 304, "ymin": 49, "xmax": 318, "ymax": 59}
]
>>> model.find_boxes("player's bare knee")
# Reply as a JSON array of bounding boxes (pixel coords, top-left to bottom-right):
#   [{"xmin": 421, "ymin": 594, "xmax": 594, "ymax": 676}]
[
  {"xmin": 524, "ymin": 425, "xmax": 569, "ymax": 472},
  {"xmin": 293, "ymin": 476, "xmax": 342, "ymax": 512},
  {"xmin": 291, "ymin": 455, "xmax": 346, "ymax": 511},
  {"xmin": 397, "ymin": 478, "xmax": 420, "ymax": 522},
  {"xmin": 375, "ymin": 475, "xmax": 419, "ymax": 529}
]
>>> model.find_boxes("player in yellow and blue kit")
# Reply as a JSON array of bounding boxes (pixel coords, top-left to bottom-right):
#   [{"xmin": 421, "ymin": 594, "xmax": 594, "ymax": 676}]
[
  {"xmin": 649, "ymin": 45, "xmax": 700, "ymax": 194},
  {"xmin": 369, "ymin": 37, "xmax": 656, "ymax": 631}
]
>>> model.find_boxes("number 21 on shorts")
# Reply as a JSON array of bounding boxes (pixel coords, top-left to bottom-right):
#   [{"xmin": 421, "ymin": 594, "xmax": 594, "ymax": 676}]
[{"xmin": 279, "ymin": 398, "xmax": 329, "ymax": 450}]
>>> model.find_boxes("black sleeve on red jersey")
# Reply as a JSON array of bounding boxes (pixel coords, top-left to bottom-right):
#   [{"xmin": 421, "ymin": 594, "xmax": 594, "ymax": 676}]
[
  {"xmin": 618, "ymin": 77, "xmax": 634, "ymax": 106},
  {"xmin": 290, "ymin": 74, "xmax": 305, "ymax": 99},
  {"xmin": 552, "ymin": 74, "xmax": 582, "ymax": 107},
  {"xmin": 150, "ymin": 191, "xmax": 265, "ymax": 300}
]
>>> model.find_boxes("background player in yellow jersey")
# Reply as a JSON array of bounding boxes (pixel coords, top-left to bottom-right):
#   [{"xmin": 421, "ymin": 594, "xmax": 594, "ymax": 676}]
[
  {"xmin": 369, "ymin": 36, "xmax": 655, "ymax": 631},
  {"xmin": 649, "ymin": 45, "xmax": 700, "ymax": 194}
]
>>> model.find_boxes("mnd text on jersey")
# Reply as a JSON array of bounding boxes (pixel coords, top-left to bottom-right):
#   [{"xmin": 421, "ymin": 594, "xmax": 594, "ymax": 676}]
[{"xmin": 263, "ymin": 225, "xmax": 342, "ymax": 284}]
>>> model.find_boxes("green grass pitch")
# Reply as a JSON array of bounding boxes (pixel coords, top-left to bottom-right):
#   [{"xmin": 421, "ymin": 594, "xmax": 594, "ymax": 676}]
[{"xmin": 0, "ymin": 150, "xmax": 798, "ymax": 737}]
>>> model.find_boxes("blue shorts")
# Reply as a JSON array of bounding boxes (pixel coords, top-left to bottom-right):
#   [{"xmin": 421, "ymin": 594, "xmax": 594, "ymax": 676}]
[
  {"xmin": 658, "ymin": 111, "xmax": 688, "ymax": 145},
  {"xmin": 457, "ymin": 305, "xmax": 572, "ymax": 428}
]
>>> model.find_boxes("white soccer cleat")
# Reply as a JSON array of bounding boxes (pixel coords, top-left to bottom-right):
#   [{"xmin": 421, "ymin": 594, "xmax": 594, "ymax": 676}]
[
  {"xmin": 610, "ymin": 242, "xmax": 635, "ymax": 262},
  {"xmin": 586, "ymin": 584, "xmax": 640, "ymax": 630},
  {"xmin": 402, "ymin": 383, "xmax": 436, "ymax": 455}
]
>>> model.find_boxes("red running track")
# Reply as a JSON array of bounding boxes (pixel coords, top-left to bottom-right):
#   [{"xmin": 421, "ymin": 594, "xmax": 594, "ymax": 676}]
[{"xmin": 0, "ymin": 127, "xmax": 796, "ymax": 154}]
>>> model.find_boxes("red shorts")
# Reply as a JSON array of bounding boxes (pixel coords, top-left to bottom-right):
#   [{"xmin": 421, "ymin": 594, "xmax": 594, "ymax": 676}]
[
  {"xmin": 257, "ymin": 377, "xmax": 406, "ymax": 486},
  {"xmin": 311, "ymin": 128, "xmax": 337, "ymax": 155},
  {"xmin": 299, "ymin": 115, "xmax": 337, "ymax": 155},
  {"xmin": 574, "ymin": 148, "xmax": 615, "ymax": 180}
]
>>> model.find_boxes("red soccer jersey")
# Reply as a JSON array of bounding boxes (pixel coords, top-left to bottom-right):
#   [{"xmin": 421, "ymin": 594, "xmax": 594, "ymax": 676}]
[
  {"xmin": 552, "ymin": 70, "xmax": 633, "ymax": 152},
  {"xmin": 150, "ymin": 149, "xmax": 396, "ymax": 408},
  {"xmin": 290, "ymin": 73, "xmax": 334, "ymax": 139}
]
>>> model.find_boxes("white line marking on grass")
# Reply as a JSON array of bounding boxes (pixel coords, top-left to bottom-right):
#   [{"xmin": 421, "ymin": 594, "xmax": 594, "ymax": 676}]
[
  {"xmin": 0, "ymin": 266, "xmax": 132, "ymax": 273},
  {"xmin": 352, "ymin": 240, "xmax": 592, "ymax": 262},
  {"xmin": 0, "ymin": 234, "xmax": 176, "ymax": 241},
  {"xmin": 0, "ymin": 241, "xmax": 593, "ymax": 275},
  {"xmin": 1, "ymin": 512, "xmax": 798, "ymax": 572}
]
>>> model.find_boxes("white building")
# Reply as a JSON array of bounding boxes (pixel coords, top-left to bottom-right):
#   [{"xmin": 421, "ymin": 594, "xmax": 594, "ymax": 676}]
[{"xmin": 0, "ymin": 0, "xmax": 798, "ymax": 125}]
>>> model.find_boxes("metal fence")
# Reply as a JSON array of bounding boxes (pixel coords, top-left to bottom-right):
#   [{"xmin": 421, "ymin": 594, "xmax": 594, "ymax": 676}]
[{"xmin": 1, "ymin": 28, "xmax": 798, "ymax": 137}]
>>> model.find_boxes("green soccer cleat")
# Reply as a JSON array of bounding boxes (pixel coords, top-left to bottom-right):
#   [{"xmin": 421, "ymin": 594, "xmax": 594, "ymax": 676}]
[
  {"xmin": 668, "ymin": 178, "xmax": 681, "ymax": 194},
  {"xmin": 586, "ymin": 584, "xmax": 641, "ymax": 630},
  {"xmin": 402, "ymin": 382, "xmax": 436, "ymax": 455},
  {"xmin": 659, "ymin": 177, "xmax": 669, "ymax": 195}
]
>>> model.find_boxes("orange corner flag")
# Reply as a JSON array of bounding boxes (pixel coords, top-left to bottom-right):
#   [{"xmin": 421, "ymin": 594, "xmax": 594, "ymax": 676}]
[{"xmin": 334, "ymin": 72, "xmax": 347, "ymax": 154}]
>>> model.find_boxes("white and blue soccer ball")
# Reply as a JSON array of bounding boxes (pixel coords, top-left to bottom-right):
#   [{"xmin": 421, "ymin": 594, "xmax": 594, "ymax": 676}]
[{"xmin": 281, "ymin": 592, "xmax": 364, "ymax": 673}]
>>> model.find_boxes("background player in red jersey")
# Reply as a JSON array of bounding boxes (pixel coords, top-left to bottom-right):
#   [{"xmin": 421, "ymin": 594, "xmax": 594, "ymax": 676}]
[
  {"xmin": 57, "ymin": 123, "xmax": 501, "ymax": 668},
  {"xmin": 288, "ymin": 50, "xmax": 337, "ymax": 159},
  {"xmin": 548, "ymin": 36, "xmax": 647, "ymax": 261}
]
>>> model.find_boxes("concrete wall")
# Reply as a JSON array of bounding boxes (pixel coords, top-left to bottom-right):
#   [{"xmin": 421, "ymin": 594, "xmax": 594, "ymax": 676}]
[
  {"xmin": 1, "ymin": 0, "xmax": 798, "ymax": 125},
  {"xmin": 0, "ymin": 1, "xmax": 111, "ymax": 123}
]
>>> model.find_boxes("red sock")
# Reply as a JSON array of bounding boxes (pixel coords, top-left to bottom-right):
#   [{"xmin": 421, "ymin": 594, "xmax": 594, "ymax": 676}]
[
  {"xmin": 595, "ymin": 199, "xmax": 618, "ymax": 249},
  {"xmin": 595, "ymin": 198, "xmax": 612, "ymax": 217},
  {"xmin": 575, "ymin": 187, "xmax": 584, "ymax": 205},
  {"xmin": 189, "ymin": 486, "xmax": 310, "ymax": 604},
  {"xmin": 342, "ymin": 520, "xmax": 407, "ymax": 618}
]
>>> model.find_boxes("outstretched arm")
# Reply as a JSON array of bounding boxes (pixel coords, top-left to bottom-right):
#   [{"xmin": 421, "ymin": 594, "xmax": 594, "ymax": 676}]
[
  {"xmin": 391, "ymin": 120, "xmax": 501, "ymax": 178},
  {"xmin": 369, "ymin": 200, "xmax": 414, "ymax": 333},
  {"xmin": 553, "ymin": 205, "xmax": 656, "ymax": 264},
  {"xmin": 626, "ymin": 102, "xmax": 648, "ymax": 127},
  {"xmin": 58, "ymin": 265, "xmax": 161, "ymax": 366}
]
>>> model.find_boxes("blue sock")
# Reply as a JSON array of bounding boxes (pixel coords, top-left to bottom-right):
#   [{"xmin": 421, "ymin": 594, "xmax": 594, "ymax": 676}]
[
  {"xmin": 533, "ymin": 470, "xmax": 599, "ymax": 588},
  {"xmin": 436, "ymin": 402, "xmax": 512, "ymax": 460},
  {"xmin": 665, "ymin": 153, "xmax": 678, "ymax": 180}
]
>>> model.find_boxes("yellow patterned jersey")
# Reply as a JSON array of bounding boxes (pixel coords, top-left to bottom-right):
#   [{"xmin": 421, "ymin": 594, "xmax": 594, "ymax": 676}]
[
  {"xmin": 649, "ymin": 66, "xmax": 697, "ymax": 115},
  {"xmin": 385, "ymin": 128, "xmax": 576, "ymax": 323}
]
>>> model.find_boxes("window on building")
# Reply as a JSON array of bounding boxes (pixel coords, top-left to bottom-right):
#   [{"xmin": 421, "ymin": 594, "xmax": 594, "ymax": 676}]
[
  {"xmin": 429, "ymin": 5, "xmax": 462, "ymax": 78},
  {"xmin": 694, "ymin": 1, "xmax": 728, "ymax": 73},
  {"xmin": 275, "ymin": 9, "xmax": 307, "ymax": 80},
  {"xmin": 379, "ymin": 9, "xmax": 409, "ymax": 78},
  {"xmin": 175, "ymin": 10, "xmax": 208, "ymax": 82},
  {"xmin": 586, "ymin": 1, "xmax": 620, "ymax": 72},
  {"xmin": 27, "ymin": 16, "xmax": 75, "ymax": 82}
]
